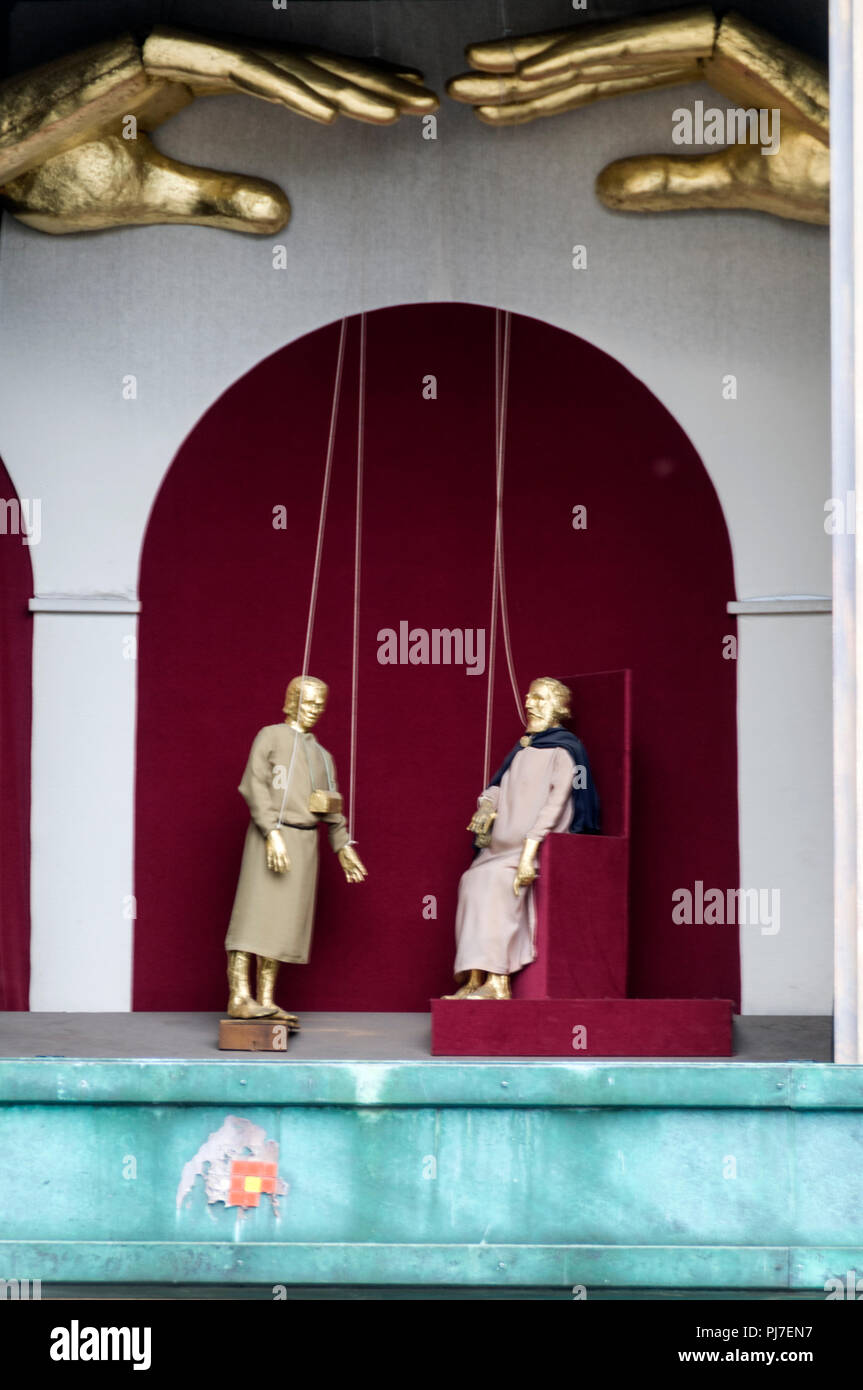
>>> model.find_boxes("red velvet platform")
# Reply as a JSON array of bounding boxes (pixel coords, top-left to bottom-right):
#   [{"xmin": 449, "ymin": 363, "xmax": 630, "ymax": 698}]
[{"xmin": 431, "ymin": 998, "xmax": 733, "ymax": 1057}]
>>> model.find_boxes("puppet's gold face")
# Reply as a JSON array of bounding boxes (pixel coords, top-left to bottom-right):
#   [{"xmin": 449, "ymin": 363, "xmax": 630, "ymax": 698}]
[
  {"xmin": 284, "ymin": 678, "xmax": 328, "ymax": 732},
  {"xmin": 524, "ymin": 680, "xmax": 560, "ymax": 733}
]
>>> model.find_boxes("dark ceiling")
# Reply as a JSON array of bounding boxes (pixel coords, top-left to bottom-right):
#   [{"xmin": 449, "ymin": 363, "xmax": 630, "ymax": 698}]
[{"xmin": 2, "ymin": 0, "xmax": 828, "ymax": 81}]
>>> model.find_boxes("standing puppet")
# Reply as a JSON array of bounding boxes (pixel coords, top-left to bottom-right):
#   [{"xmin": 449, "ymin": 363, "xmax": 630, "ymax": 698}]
[
  {"xmin": 225, "ymin": 676, "xmax": 367, "ymax": 1026},
  {"xmin": 445, "ymin": 677, "xmax": 599, "ymax": 1000}
]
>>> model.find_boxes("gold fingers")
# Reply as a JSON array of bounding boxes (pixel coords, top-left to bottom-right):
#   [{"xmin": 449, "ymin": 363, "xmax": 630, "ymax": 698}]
[
  {"xmin": 519, "ymin": 8, "xmax": 716, "ymax": 83},
  {"xmin": 470, "ymin": 66, "xmax": 700, "ymax": 126},
  {"xmin": 464, "ymin": 28, "xmax": 573, "ymax": 74},
  {"xmin": 142, "ymin": 28, "xmax": 338, "ymax": 122}
]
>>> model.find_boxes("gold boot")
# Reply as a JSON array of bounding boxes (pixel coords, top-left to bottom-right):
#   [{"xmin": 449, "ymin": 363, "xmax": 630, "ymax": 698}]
[
  {"xmin": 443, "ymin": 969, "xmax": 485, "ymax": 999},
  {"xmin": 227, "ymin": 950, "xmax": 279, "ymax": 1019},
  {"xmin": 256, "ymin": 956, "xmax": 300, "ymax": 1030},
  {"xmin": 467, "ymin": 972, "xmax": 511, "ymax": 1000}
]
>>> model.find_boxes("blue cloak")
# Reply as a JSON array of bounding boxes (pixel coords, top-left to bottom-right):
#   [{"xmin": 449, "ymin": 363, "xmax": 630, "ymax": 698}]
[{"xmin": 489, "ymin": 727, "xmax": 601, "ymax": 834}]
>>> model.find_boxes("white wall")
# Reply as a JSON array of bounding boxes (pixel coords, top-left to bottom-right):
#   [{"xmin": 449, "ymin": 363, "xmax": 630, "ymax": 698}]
[{"xmin": 0, "ymin": 0, "xmax": 832, "ymax": 1011}]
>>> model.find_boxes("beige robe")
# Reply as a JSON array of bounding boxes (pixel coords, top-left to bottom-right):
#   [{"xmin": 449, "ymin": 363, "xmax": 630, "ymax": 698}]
[
  {"xmin": 225, "ymin": 723, "xmax": 350, "ymax": 964},
  {"xmin": 454, "ymin": 746, "xmax": 574, "ymax": 977}
]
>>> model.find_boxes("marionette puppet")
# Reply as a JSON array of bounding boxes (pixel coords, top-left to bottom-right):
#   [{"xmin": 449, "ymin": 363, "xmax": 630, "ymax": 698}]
[
  {"xmin": 224, "ymin": 676, "xmax": 367, "ymax": 1028},
  {"xmin": 445, "ymin": 676, "xmax": 599, "ymax": 1000}
]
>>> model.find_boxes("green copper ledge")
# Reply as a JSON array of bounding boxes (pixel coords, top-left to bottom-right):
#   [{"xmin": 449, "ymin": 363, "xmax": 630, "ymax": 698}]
[
  {"xmin": 1, "ymin": 1242, "xmax": 862, "ymax": 1290},
  {"xmin": 0, "ymin": 1059, "xmax": 860, "ymax": 1108}
]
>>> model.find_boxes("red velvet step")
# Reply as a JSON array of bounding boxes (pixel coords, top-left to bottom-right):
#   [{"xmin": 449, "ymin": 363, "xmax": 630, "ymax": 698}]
[
  {"xmin": 431, "ymin": 997, "xmax": 733, "ymax": 1057},
  {"xmin": 513, "ymin": 669, "xmax": 632, "ymax": 1002},
  {"xmin": 516, "ymin": 832, "xmax": 629, "ymax": 999}
]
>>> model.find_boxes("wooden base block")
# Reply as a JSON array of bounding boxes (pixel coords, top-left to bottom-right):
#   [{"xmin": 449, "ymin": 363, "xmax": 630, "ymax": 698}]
[{"xmin": 218, "ymin": 1018, "xmax": 294, "ymax": 1052}]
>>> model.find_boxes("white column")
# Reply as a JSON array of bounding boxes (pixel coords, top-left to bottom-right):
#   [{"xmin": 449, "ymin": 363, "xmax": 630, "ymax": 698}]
[
  {"xmin": 831, "ymin": 0, "xmax": 860, "ymax": 1060},
  {"xmin": 29, "ymin": 600, "xmax": 138, "ymax": 1010},
  {"xmin": 729, "ymin": 601, "xmax": 833, "ymax": 1015}
]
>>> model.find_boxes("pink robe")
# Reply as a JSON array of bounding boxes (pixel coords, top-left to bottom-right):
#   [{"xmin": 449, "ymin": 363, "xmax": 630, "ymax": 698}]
[{"xmin": 454, "ymin": 746, "xmax": 574, "ymax": 977}]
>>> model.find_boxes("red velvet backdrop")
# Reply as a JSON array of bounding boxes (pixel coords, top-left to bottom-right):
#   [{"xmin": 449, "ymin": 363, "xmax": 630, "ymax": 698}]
[
  {"xmin": 0, "ymin": 456, "xmax": 33, "ymax": 1009},
  {"xmin": 135, "ymin": 304, "xmax": 739, "ymax": 1010}
]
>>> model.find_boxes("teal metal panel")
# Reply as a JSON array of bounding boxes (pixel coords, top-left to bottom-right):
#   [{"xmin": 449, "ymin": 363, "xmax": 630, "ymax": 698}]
[
  {"xmin": 0, "ymin": 1103, "xmax": 813, "ymax": 1245},
  {"xmin": 791, "ymin": 1112, "xmax": 863, "ymax": 1243},
  {"xmin": 0, "ymin": 1102, "xmax": 859, "ymax": 1248},
  {"xmin": 0, "ymin": 1059, "xmax": 861, "ymax": 1290}
]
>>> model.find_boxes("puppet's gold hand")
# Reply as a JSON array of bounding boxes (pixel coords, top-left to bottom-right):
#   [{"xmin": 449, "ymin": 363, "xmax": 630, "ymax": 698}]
[
  {"xmin": 266, "ymin": 829, "xmax": 291, "ymax": 874},
  {"xmin": 338, "ymin": 845, "xmax": 367, "ymax": 883},
  {"xmin": 513, "ymin": 838, "xmax": 540, "ymax": 898},
  {"xmin": 468, "ymin": 799, "xmax": 496, "ymax": 836}
]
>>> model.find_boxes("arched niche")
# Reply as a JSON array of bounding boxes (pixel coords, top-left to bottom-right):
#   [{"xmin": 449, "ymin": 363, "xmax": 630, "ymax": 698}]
[{"xmin": 135, "ymin": 303, "xmax": 739, "ymax": 1010}]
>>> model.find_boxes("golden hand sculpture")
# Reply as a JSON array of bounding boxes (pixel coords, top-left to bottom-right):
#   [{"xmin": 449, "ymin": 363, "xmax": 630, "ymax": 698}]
[
  {"xmin": 0, "ymin": 26, "xmax": 437, "ymax": 234},
  {"xmin": 448, "ymin": 7, "xmax": 828, "ymax": 224}
]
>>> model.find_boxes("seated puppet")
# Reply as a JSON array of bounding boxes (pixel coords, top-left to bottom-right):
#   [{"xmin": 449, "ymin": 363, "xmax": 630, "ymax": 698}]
[{"xmin": 445, "ymin": 676, "xmax": 599, "ymax": 1000}]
